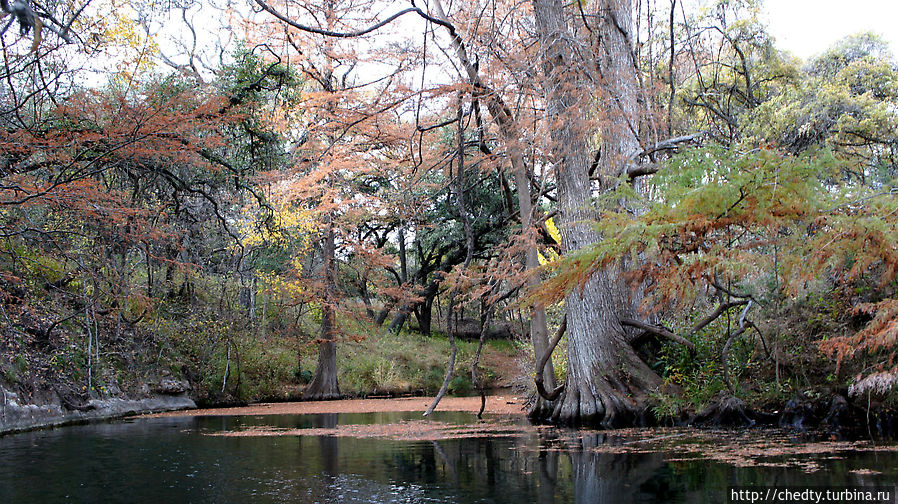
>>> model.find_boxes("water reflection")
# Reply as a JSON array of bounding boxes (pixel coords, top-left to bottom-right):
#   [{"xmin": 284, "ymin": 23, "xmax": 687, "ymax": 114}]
[
  {"xmin": 0, "ymin": 412, "xmax": 895, "ymax": 503},
  {"xmin": 533, "ymin": 430, "xmax": 668, "ymax": 503}
]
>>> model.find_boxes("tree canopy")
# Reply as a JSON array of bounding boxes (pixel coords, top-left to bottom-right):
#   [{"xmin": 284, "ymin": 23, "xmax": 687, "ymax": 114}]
[{"xmin": 0, "ymin": 0, "xmax": 895, "ymax": 425}]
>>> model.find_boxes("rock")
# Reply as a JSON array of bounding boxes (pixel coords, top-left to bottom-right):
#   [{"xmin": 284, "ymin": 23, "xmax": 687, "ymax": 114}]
[
  {"xmin": 823, "ymin": 394, "xmax": 851, "ymax": 434},
  {"xmin": 0, "ymin": 387, "xmax": 196, "ymax": 435},
  {"xmin": 152, "ymin": 378, "xmax": 191, "ymax": 395},
  {"xmin": 874, "ymin": 412, "xmax": 898, "ymax": 438}
]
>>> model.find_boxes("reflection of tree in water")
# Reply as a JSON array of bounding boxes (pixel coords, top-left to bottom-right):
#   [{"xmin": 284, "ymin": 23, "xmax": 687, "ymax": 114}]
[
  {"xmin": 388, "ymin": 432, "xmax": 669, "ymax": 502},
  {"xmin": 316, "ymin": 413, "xmax": 340, "ymax": 476},
  {"xmin": 292, "ymin": 418, "xmax": 673, "ymax": 502},
  {"xmin": 537, "ymin": 430, "xmax": 667, "ymax": 504},
  {"xmin": 296, "ymin": 413, "xmax": 340, "ymax": 500},
  {"xmin": 432, "ymin": 441, "xmax": 459, "ymax": 486},
  {"xmin": 381, "ymin": 435, "xmax": 540, "ymax": 499}
]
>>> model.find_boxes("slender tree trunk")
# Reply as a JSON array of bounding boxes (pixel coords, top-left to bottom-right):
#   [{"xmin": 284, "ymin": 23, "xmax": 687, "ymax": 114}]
[
  {"xmin": 388, "ymin": 308, "xmax": 409, "ymax": 333},
  {"xmin": 532, "ymin": 0, "xmax": 660, "ymax": 426},
  {"xmin": 518, "ymin": 179, "xmax": 557, "ymax": 417},
  {"xmin": 428, "ymin": 0, "xmax": 556, "ymax": 417},
  {"xmin": 425, "ymin": 99, "xmax": 473, "ymax": 416},
  {"xmin": 398, "ymin": 227, "xmax": 408, "ymax": 284},
  {"xmin": 374, "ymin": 299, "xmax": 395, "ymax": 326},
  {"xmin": 304, "ymin": 223, "xmax": 341, "ymax": 400}
]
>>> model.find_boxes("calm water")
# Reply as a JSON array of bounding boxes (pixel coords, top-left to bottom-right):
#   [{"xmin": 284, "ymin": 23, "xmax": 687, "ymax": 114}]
[{"xmin": 1, "ymin": 411, "xmax": 896, "ymax": 503}]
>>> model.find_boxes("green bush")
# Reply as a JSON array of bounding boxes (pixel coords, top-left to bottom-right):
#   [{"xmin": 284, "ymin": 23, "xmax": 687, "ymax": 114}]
[{"xmin": 448, "ymin": 375, "xmax": 472, "ymax": 396}]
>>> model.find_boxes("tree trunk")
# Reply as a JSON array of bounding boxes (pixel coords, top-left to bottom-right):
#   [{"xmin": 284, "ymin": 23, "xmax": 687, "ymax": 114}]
[
  {"xmin": 414, "ymin": 289, "xmax": 435, "ymax": 335},
  {"xmin": 428, "ymin": 0, "xmax": 556, "ymax": 418},
  {"xmin": 532, "ymin": 0, "xmax": 660, "ymax": 426},
  {"xmin": 304, "ymin": 224, "xmax": 341, "ymax": 400},
  {"xmin": 387, "ymin": 307, "xmax": 409, "ymax": 333}
]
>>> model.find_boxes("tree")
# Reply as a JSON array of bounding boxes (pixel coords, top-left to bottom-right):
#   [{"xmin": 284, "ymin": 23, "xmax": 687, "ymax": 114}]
[
  {"xmin": 245, "ymin": 0, "xmax": 660, "ymax": 421},
  {"xmin": 247, "ymin": 0, "xmax": 898, "ymax": 423},
  {"xmin": 540, "ymin": 29, "xmax": 897, "ymax": 418},
  {"xmin": 243, "ymin": 0, "xmax": 432, "ymax": 399},
  {"xmin": 526, "ymin": 0, "xmax": 665, "ymax": 425}
]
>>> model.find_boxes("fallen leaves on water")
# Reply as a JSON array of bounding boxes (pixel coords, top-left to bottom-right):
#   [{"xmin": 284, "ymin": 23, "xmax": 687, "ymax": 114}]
[
  {"xmin": 206, "ymin": 419, "xmax": 534, "ymax": 441},
  {"xmin": 579, "ymin": 428, "xmax": 898, "ymax": 473}
]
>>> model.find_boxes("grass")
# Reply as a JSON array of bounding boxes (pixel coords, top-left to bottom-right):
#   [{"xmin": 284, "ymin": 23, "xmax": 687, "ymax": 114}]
[
  {"xmin": 152, "ymin": 306, "xmax": 521, "ymax": 404},
  {"xmin": 0, "ymin": 246, "xmax": 519, "ymax": 406},
  {"xmin": 333, "ymin": 330, "xmax": 516, "ymax": 397}
]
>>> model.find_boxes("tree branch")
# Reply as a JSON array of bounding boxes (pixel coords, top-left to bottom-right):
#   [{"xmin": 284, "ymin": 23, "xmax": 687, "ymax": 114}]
[
  {"xmin": 534, "ymin": 315, "xmax": 566, "ymax": 401},
  {"xmin": 620, "ymin": 317, "xmax": 695, "ymax": 350},
  {"xmin": 252, "ymin": 0, "xmax": 421, "ymax": 38}
]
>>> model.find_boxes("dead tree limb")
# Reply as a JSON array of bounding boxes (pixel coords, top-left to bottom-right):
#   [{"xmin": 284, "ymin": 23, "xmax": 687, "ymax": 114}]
[
  {"xmin": 621, "ymin": 317, "xmax": 696, "ymax": 350},
  {"xmin": 690, "ymin": 299, "xmax": 749, "ymax": 336},
  {"xmin": 623, "ymin": 297, "xmax": 752, "ymax": 353},
  {"xmin": 722, "ymin": 300, "xmax": 754, "ymax": 392}
]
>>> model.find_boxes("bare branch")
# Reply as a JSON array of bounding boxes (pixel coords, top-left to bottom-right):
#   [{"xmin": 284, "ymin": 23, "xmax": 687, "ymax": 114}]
[
  {"xmin": 252, "ymin": 0, "xmax": 422, "ymax": 38},
  {"xmin": 620, "ymin": 317, "xmax": 696, "ymax": 350},
  {"xmin": 535, "ymin": 315, "xmax": 566, "ymax": 401}
]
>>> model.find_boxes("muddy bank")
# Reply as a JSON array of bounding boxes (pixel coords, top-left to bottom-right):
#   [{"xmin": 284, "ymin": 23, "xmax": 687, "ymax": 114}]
[
  {"xmin": 0, "ymin": 387, "xmax": 196, "ymax": 435},
  {"xmin": 146, "ymin": 394, "xmax": 526, "ymax": 418},
  {"xmin": 147, "ymin": 390, "xmax": 898, "ymax": 439}
]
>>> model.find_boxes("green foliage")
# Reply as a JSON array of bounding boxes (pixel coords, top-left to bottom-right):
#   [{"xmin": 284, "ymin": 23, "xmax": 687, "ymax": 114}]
[
  {"xmin": 677, "ymin": 0, "xmax": 799, "ymax": 142},
  {"xmin": 540, "ymin": 136, "xmax": 895, "ymax": 400},
  {"xmin": 295, "ymin": 368, "xmax": 314, "ymax": 384},
  {"xmin": 649, "ymin": 390, "xmax": 686, "ymax": 421},
  {"xmin": 749, "ymin": 32, "xmax": 898, "ymax": 185},
  {"xmin": 651, "ymin": 311, "xmax": 752, "ymax": 409},
  {"xmin": 448, "ymin": 375, "xmax": 473, "ymax": 396},
  {"xmin": 147, "ymin": 294, "xmax": 301, "ymax": 404}
]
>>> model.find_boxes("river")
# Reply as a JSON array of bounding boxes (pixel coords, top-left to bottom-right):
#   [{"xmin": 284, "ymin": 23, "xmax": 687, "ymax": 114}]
[{"xmin": 0, "ymin": 410, "xmax": 895, "ymax": 503}]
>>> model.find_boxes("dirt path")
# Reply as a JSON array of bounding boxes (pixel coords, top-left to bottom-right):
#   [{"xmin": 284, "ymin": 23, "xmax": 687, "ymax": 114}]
[
  {"xmin": 481, "ymin": 345, "xmax": 523, "ymax": 389},
  {"xmin": 145, "ymin": 394, "xmax": 526, "ymax": 418}
]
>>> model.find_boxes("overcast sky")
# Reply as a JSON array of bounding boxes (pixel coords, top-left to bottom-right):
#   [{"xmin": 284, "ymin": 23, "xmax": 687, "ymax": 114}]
[{"xmin": 764, "ymin": 0, "xmax": 898, "ymax": 59}]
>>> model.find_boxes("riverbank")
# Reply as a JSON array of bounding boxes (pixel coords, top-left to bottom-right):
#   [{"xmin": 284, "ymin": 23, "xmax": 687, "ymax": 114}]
[
  {"xmin": 0, "ymin": 391, "xmax": 524, "ymax": 436},
  {"xmin": 0, "ymin": 389, "xmax": 196, "ymax": 435},
  {"xmin": 145, "ymin": 393, "xmax": 526, "ymax": 418}
]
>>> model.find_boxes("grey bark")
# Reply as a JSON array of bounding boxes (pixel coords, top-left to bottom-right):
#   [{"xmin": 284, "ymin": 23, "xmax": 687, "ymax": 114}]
[{"xmin": 532, "ymin": 0, "xmax": 660, "ymax": 426}]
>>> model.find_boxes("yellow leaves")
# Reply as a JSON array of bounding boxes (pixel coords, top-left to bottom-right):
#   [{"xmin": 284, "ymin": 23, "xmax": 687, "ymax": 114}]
[
  {"xmin": 537, "ymin": 218, "xmax": 562, "ymax": 266},
  {"xmin": 73, "ymin": 0, "xmax": 159, "ymax": 80},
  {"xmin": 104, "ymin": 9, "xmax": 151, "ymax": 50},
  {"xmin": 257, "ymin": 269, "xmax": 305, "ymax": 300},
  {"xmin": 546, "ymin": 218, "xmax": 561, "ymax": 244},
  {"xmin": 236, "ymin": 197, "xmax": 316, "ymax": 250}
]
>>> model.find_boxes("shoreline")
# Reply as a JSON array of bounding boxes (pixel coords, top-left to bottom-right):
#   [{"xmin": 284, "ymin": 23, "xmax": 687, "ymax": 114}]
[
  {"xmin": 5, "ymin": 388, "xmax": 896, "ymax": 442},
  {"xmin": 144, "ymin": 394, "xmax": 527, "ymax": 418},
  {"xmin": 0, "ymin": 392, "xmax": 196, "ymax": 436}
]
